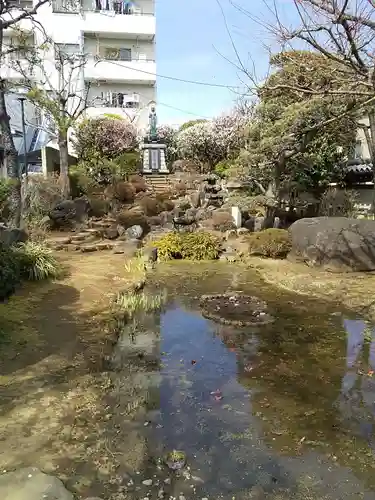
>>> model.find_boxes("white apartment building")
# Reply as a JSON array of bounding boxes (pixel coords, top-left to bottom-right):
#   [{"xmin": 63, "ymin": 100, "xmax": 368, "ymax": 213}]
[{"xmin": 1, "ymin": 0, "xmax": 156, "ymax": 134}]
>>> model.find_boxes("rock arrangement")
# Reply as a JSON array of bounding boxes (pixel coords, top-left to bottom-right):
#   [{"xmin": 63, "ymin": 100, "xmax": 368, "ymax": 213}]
[
  {"xmin": 288, "ymin": 216, "xmax": 375, "ymax": 272},
  {"xmin": 46, "ymin": 216, "xmax": 145, "ymax": 256},
  {"xmin": 199, "ymin": 293, "xmax": 274, "ymax": 326}
]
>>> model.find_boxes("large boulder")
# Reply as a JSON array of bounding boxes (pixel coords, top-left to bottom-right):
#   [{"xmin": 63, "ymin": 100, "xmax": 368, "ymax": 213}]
[
  {"xmin": 49, "ymin": 196, "xmax": 91, "ymax": 228},
  {"xmin": 0, "ymin": 467, "xmax": 73, "ymax": 500},
  {"xmin": 288, "ymin": 217, "xmax": 375, "ymax": 272},
  {"xmin": 0, "ymin": 226, "xmax": 28, "ymax": 246}
]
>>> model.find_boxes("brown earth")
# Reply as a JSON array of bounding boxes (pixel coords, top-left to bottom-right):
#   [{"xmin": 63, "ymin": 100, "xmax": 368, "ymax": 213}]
[{"xmin": 0, "ymin": 252, "xmax": 148, "ymax": 499}]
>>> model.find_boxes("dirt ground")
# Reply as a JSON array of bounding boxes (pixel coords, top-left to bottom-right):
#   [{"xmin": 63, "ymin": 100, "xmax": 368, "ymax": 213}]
[{"xmin": 0, "ymin": 252, "xmax": 148, "ymax": 499}]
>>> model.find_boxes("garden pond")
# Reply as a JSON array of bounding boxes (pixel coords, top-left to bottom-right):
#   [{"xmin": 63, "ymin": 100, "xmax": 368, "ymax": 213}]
[
  {"xmin": 1, "ymin": 260, "xmax": 375, "ymax": 500},
  {"xmin": 108, "ymin": 263, "xmax": 375, "ymax": 500}
]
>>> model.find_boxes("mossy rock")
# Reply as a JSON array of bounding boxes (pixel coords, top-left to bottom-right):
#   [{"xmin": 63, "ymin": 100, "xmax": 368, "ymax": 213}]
[{"xmin": 199, "ymin": 293, "xmax": 274, "ymax": 326}]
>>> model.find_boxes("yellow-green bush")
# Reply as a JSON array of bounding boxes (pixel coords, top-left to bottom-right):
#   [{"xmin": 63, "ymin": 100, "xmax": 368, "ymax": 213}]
[
  {"xmin": 246, "ymin": 229, "xmax": 291, "ymax": 259},
  {"xmin": 152, "ymin": 231, "xmax": 221, "ymax": 260}
]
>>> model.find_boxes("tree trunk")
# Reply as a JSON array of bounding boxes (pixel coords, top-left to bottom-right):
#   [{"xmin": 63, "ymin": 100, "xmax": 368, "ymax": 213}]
[
  {"xmin": 0, "ymin": 80, "xmax": 21, "ymax": 227},
  {"xmin": 58, "ymin": 129, "xmax": 70, "ymax": 198},
  {"xmin": 367, "ymin": 111, "xmax": 375, "ymax": 215}
]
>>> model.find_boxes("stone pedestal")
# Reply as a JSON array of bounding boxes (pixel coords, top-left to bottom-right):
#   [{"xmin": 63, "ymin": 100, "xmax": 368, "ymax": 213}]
[
  {"xmin": 141, "ymin": 142, "xmax": 168, "ymax": 174},
  {"xmin": 231, "ymin": 206, "xmax": 242, "ymax": 228}
]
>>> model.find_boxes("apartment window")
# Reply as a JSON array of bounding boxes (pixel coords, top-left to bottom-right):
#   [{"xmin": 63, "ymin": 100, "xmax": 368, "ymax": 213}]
[
  {"xmin": 100, "ymin": 91, "xmax": 139, "ymax": 108},
  {"xmin": 104, "ymin": 47, "xmax": 131, "ymax": 61},
  {"xmin": 6, "ymin": 0, "xmax": 33, "ymax": 9},
  {"xmin": 52, "ymin": 0, "xmax": 80, "ymax": 13},
  {"xmin": 92, "ymin": 0, "xmax": 141, "ymax": 14},
  {"xmin": 55, "ymin": 43, "xmax": 80, "ymax": 58}
]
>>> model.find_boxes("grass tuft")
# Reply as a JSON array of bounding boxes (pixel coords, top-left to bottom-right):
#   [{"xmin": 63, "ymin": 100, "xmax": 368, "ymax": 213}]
[{"xmin": 13, "ymin": 242, "xmax": 62, "ymax": 281}]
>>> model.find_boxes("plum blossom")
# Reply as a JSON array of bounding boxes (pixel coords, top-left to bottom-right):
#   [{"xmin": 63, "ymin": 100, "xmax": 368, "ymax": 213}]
[{"xmin": 176, "ymin": 109, "xmax": 248, "ymax": 168}]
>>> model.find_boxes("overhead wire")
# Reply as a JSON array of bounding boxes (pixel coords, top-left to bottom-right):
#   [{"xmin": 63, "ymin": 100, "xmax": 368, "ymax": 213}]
[{"xmin": 95, "ymin": 58, "xmax": 240, "ymax": 90}]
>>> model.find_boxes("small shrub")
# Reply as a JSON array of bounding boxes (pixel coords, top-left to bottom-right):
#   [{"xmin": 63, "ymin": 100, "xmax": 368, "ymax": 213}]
[
  {"xmin": 174, "ymin": 182, "xmax": 187, "ymax": 196},
  {"xmin": 319, "ymin": 187, "xmax": 357, "ymax": 217},
  {"xmin": 117, "ymin": 209, "xmax": 149, "ymax": 231},
  {"xmin": 0, "ymin": 178, "xmax": 12, "ymax": 222},
  {"xmin": 225, "ymin": 194, "xmax": 267, "ymax": 216},
  {"xmin": 13, "ymin": 242, "xmax": 62, "ymax": 281},
  {"xmin": 129, "ymin": 174, "xmax": 147, "ymax": 193},
  {"xmin": 0, "ymin": 243, "xmax": 21, "ymax": 300},
  {"xmin": 247, "ymin": 229, "xmax": 291, "ymax": 259},
  {"xmin": 113, "ymin": 181, "xmax": 136, "ymax": 202},
  {"xmin": 182, "ymin": 232, "xmax": 221, "ymax": 260},
  {"xmin": 152, "ymin": 231, "xmax": 221, "ymax": 260},
  {"xmin": 155, "ymin": 193, "xmax": 174, "ymax": 211},
  {"xmin": 139, "ymin": 196, "xmax": 162, "ymax": 216},
  {"xmin": 212, "ymin": 211, "xmax": 235, "ymax": 232},
  {"xmin": 89, "ymin": 197, "xmax": 109, "ymax": 217},
  {"xmin": 115, "ymin": 152, "xmax": 141, "ymax": 179},
  {"xmin": 24, "ymin": 174, "xmax": 63, "ymax": 227},
  {"xmin": 214, "ymin": 160, "xmax": 233, "ymax": 178},
  {"xmin": 69, "ymin": 164, "xmax": 99, "ymax": 197}
]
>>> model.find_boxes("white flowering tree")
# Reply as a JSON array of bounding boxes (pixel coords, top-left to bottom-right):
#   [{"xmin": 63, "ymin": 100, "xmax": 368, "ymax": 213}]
[
  {"xmin": 175, "ymin": 110, "xmax": 248, "ymax": 171},
  {"xmin": 157, "ymin": 125, "xmax": 178, "ymax": 165}
]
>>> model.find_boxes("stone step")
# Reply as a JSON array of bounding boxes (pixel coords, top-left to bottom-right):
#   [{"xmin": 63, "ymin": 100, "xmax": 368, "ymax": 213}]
[{"xmin": 80, "ymin": 240, "xmax": 115, "ymax": 252}]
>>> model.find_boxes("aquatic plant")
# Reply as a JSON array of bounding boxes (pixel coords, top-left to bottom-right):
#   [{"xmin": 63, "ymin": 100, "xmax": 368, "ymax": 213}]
[
  {"xmin": 114, "ymin": 289, "xmax": 167, "ymax": 318},
  {"xmin": 164, "ymin": 450, "xmax": 186, "ymax": 470},
  {"xmin": 124, "ymin": 257, "xmax": 147, "ymax": 282}
]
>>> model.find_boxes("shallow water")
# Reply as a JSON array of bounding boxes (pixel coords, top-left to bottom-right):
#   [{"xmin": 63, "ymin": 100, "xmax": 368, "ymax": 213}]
[{"xmin": 111, "ymin": 264, "xmax": 375, "ymax": 500}]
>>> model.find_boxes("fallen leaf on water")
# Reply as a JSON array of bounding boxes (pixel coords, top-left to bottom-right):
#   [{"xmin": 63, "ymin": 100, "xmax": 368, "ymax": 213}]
[{"xmin": 210, "ymin": 389, "xmax": 223, "ymax": 401}]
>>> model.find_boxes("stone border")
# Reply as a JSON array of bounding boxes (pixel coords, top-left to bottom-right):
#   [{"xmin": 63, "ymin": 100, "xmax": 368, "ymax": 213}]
[{"xmin": 199, "ymin": 293, "xmax": 274, "ymax": 326}]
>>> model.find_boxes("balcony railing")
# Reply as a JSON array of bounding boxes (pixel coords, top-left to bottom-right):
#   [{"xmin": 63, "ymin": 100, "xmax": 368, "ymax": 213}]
[
  {"xmin": 95, "ymin": 91, "xmax": 140, "ymax": 108},
  {"xmin": 52, "ymin": 0, "xmax": 81, "ymax": 12},
  {"xmin": 7, "ymin": 0, "xmax": 33, "ymax": 9},
  {"xmin": 53, "ymin": 0, "xmax": 154, "ymax": 14},
  {"xmin": 84, "ymin": 0, "xmax": 153, "ymax": 15}
]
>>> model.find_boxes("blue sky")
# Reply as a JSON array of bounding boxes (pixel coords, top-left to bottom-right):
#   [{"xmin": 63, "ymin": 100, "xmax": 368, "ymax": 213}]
[{"xmin": 155, "ymin": 0, "xmax": 290, "ymax": 125}]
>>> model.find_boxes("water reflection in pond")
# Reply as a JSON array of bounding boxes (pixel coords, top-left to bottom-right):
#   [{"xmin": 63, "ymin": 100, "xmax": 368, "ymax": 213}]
[
  {"xmin": 115, "ymin": 266, "xmax": 375, "ymax": 499},
  {"xmin": 338, "ymin": 319, "xmax": 375, "ymax": 446}
]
